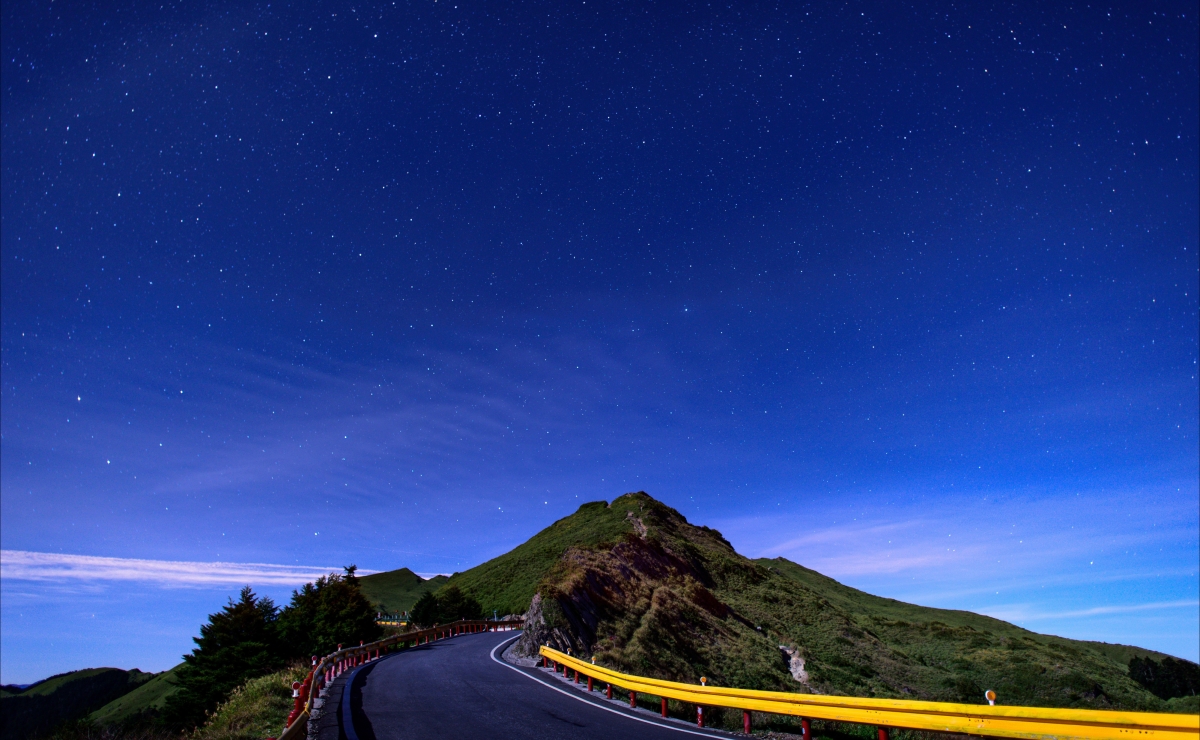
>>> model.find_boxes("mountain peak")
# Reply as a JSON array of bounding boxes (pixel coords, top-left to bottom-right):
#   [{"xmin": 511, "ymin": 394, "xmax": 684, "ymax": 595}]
[{"xmin": 456, "ymin": 492, "xmax": 1183, "ymax": 711}]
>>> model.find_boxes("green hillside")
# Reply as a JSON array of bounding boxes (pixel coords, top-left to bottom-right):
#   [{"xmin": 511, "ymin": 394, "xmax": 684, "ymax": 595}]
[
  {"xmin": 757, "ymin": 556, "xmax": 1180, "ymax": 663},
  {"xmin": 87, "ymin": 665, "xmax": 181, "ymax": 726},
  {"xmin": 358, "ymin": 567, "xmax": 449, "ymax": 614},
  {"xmin": 1, "ymin": 667, "xmax": 153, "ymax": 740},
  {"xmin": 443, "ymin": 498, "xmax": 649, "ymax": 615},
  {"xmin": 446, "ymin": 492, "xmax": 1195, "ymax": 715}
]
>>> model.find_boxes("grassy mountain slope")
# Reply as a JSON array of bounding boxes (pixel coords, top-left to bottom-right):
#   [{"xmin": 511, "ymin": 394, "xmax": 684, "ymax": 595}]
[
  {"xmin": 444, "ymin": 498, "xmax": 659, "ymax": 615},
  {"xmin": 187, "ymin": 663, "xmax": 308, "ymax": 740},
  {"xmin": 452, "ymin": 492, "xmax": 1190, "ymax": 713},
  {"xmin": 1, "ymin": 668, "xmax": 153, "ymax": 740},
  {"xmin": 87, "ymin": 666, "xmax": 180, "ymax": 726},
  {"xmin": 758, "ymin": 557, "xmax": 1181, "ymax": 664},
  {"xmin": 358, "ymin": 568, "xmax": 448, "ymax": 613}
]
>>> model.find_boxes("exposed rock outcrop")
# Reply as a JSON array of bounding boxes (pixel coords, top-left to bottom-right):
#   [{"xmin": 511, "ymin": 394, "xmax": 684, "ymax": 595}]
[
  {"xmin": 509, "ymin": 592, "xmax": 585, "ymax": 658},
  {"xmin": 779, "ymin": 645, "xmax": 817, "ymax": 692}
]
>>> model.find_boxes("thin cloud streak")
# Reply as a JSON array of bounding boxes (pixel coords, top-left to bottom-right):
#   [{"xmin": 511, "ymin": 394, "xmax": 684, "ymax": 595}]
[
  {"xmin": 0, "ymin": 551, "xmax": 363, "ymax": 587},
  {"xmin": 983, "ymin": 600, "xmax": 1200, "ymax": 622}
]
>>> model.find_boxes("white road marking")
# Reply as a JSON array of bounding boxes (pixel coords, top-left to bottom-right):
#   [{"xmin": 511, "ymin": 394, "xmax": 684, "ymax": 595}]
[{"xmin": 488, "ymin": 634, "xmax": 727, "ymax": 738}]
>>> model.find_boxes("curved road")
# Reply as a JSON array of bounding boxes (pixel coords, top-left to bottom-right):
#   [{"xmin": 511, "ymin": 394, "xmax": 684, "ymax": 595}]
[{"xmin": 316, "ymin": 630, "xmax": 729, "ymax": 740}]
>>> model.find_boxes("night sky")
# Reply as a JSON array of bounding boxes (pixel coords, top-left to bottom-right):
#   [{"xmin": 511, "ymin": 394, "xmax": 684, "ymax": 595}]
[{"xmin": 2, "ymin": 2, "xmax": 1196, "ymax": 683}]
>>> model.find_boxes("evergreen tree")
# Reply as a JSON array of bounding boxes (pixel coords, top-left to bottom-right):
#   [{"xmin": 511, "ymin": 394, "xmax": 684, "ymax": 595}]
[
  {"xmin": 161, "ymin": 587, "xmax": 282, "ymax": 730},
  {"xmin": 277, "ymin": 566, "xmax": 381, "ymax": 659},
  {"xmin": 1129, "ymin": 656, "xmax": 1200, "ymax": 700},
  {"xmin": 437, "ymin": 585, "xmax": 482, "ymax": 622},
  {"xmin": 410, "ymin": 591, "xmax": 440, "ymax": 627},
  {"xmin": 408, "ymin": 585, "xmax": 482, "ymax": 627}
]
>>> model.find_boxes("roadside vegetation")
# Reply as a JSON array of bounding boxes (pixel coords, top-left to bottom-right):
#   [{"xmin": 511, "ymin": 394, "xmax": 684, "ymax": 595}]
[{"xmin": 9, "ymin": 567, "xmax": 378, "ymax": 740}]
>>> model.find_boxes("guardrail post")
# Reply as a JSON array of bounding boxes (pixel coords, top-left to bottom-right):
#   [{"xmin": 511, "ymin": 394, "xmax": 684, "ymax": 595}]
[
  {"xmin": 575, "ymin": 669, "xmax": 580, "ymax": 684},
  {"xmin": 286, "ymin": 681, "xmax": 303, "ymax": 726},
  {"xmin": 587, "ymin": 676, "xmax": 593, "ymax": 692},
  {"xmin": 801, "ymin": 718, "xmax": 811, "ymax": 739},
  {"xmin": 661, "ymin": 698, "xmax": 668, "ymax": 717},
  {"xmin": 606, "ymin": 683, "xmax": 612, "ymax": 699},
  {"xmin": 877, "ymin": 728, "xmax": 890, "ymax": 740},
  {"xmin": 697, "ymin": 705, "xmax": 704, "ymax": 728},
  {"xmin": 630, "ymin": 691, "xmax": 637, "ymax": 709},
  {"xmin": 743, "ymin": 710, "xmax": 751, "ymax": 734}
]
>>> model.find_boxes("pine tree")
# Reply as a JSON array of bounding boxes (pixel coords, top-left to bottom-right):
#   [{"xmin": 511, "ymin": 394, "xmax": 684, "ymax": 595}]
[
  {"xmin": 277, "ymin": 566, "xmax": 381, "ymax": 659},
  {"xmin": 410, "ymin": 591, "xmax": 440, "ymax": 628},
  {"xmin": 161, "ymin": 587, "xmax": 282, "ymax": 730},
  {"xmin": 436, "ymin": 585, "xmax": 482, "ymax": 622}
]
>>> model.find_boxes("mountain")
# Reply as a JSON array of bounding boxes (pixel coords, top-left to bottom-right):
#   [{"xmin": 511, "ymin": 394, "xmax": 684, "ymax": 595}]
[
  {"xmin": 358, "ymin": 567, "xmax": 449, "ymax": 614},
  {"xmin": 87, "ymin": 665, "xmax": 181, "ymax": 726},
  {"xmin": 428, "ymin": 492, "xmax": 1192, "ymax": 712},
  {"xmin": 0, "ymin": 668, "xmax": 154, "ymax": 740}
]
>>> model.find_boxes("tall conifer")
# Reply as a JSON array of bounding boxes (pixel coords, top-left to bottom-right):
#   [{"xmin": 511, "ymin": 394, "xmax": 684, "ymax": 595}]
[{"xmin": 161, "ymin": 587, "xmax": 282, "ymax": 729}]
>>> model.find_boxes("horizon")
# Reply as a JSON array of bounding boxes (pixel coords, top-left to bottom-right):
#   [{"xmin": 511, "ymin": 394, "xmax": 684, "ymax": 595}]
[
  {"xmin": 3, "ymin": 486, "xmax": 1197, "ymax": 684},
  {"xmin": 2, "ymin": 1, "xmax": 1196, "ymax": 687}
]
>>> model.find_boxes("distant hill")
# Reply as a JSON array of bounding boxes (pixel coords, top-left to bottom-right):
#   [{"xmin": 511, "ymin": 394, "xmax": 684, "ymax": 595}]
[
  {"xmin": 358, "ymin": 567, "xmax": 448, "ymax": 614},
  {"xmin": 87, "ymin": 664, "xmax": 181, "ymax": 726},
  {"xmin": 443, "ymin": 492, "xmax": 1195, "ymax": 712},
  {"xmin": 0, "ymin": 667, "xmax": 153, "ymax": 740}
]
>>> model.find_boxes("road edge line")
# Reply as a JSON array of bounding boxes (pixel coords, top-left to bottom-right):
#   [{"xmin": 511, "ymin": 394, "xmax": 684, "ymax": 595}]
[{"xmin": 488, "ymin": 635, "xmax": 727, "ymax": 738}]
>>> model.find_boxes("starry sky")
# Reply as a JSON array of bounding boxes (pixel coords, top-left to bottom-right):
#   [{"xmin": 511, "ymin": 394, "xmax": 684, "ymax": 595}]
[{"xmin": 1, "ymin": 1, "xmax": 1197, "ymax": 684}]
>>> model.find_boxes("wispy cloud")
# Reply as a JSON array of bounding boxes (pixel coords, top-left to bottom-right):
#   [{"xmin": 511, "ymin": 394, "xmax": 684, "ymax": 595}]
[
  {"xmin": 0, "ymin": 551, "xmax": 362, "ymax": 587},
  {"xmin": 982, "ymin": 600, "xmax": 1200, "ymax": 623}
]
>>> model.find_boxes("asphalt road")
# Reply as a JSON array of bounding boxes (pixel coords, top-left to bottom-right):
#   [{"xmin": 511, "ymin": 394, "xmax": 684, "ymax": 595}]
[{"xmin": 319, "ymin": 630, "xmax": 729, "ymax": 740}]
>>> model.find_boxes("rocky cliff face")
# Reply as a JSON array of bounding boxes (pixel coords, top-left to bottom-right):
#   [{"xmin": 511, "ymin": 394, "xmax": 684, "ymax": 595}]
[{"xmin": 500, "ymin": 492, "xmax": 1175, "ymax": 711}]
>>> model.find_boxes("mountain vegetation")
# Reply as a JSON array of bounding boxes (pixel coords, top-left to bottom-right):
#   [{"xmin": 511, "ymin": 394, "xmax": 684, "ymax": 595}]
[
  {"xmin": 16, "ymin": 566, "xmax": 380, "ymax": 739},
  {"xmin": 162, "ymin": 568, "xmax": 380, "ymax": 730},
  {"xmin": 276, "ymin": 567, "xmax": 382, "ymax": 659},
  {"xmin": 1, "ymin": 668, "xmax": 154, "ymax": 740},
  {"xmin": 437, "ymin": 492, "xmax": 1193, "ymax": 717},
  {"xmin": 35, "ymin": 664, "xmax": 307, "ymax": 740},
  {"xmin": 357, "ymin": 567, "xmax": 448, "ymax": 615},
  {"xmin": 160, "ymin": 587, "xmax": 287, "ymax": 730},
  {"xmin": 408, "ymin": 585, "xmax": 483, "ymax": 627},
  {"xmin": 86, "ymin": 667, "xmax": 180, "ymax": 726}
]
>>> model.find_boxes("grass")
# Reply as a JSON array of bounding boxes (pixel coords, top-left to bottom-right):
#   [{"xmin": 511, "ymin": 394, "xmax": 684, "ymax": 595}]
[
  {"xmin": 2, "ymin": 668, "xmax": 156, "ymax": 740},
  {"xmin": 357, "ymin": 568, "xmax": 448, "ymax": 614},
  {"xmin": 444, "ymin": 498, "xmax": 648, "ymax": 615},
  {"xmin": 12, "ymin": 669, "xmax": 154, "ymax": 699},
  {"xmin": 1166, "ymin": 695, "xmax": 1199, "ymax": 713},
  {"xmin": 36, "ymin": 664, "xmax": 306, "ymax": 740},
  {"xmin": 190, "ymin": 663, "xmax": 308, "ymax": 740},
  {"xmin": 87, "ymin": 666, "xmax": 181, "ymax": 726}
]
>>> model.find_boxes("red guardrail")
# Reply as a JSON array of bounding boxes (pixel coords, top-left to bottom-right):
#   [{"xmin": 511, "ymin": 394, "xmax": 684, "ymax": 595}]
[{"xmin": 276, "ymin": 618, "xmax": 523, "ymax": 740}]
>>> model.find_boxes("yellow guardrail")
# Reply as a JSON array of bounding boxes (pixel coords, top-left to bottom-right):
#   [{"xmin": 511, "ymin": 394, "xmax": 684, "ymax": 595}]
[{"xmin": 540, "ymin": 646, "xmax": 1200, "ymax": 740}]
